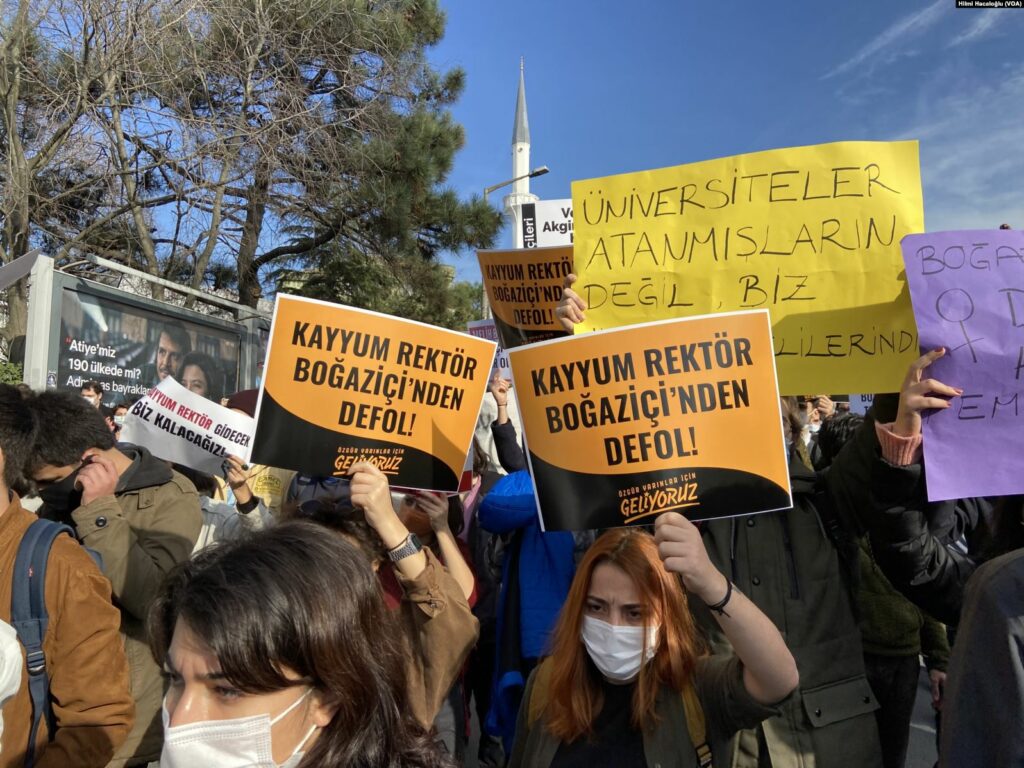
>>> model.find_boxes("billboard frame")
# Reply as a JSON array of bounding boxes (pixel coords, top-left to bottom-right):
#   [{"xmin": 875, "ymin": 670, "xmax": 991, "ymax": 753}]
[{"xmin": 21, "ymin": 256, "xmax": 270, "ymax": 394}]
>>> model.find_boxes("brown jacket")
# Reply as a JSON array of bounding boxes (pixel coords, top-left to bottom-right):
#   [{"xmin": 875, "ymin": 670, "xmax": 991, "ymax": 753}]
[
  {"xmin": 390, "ymin": 549, "xmax": 480, "ymax": 728},
  {"xmin": 46, "ymin": 447, "xmax": 201, "ymax": 767},
  {"xmin": 0, "ymin": 495, "xmax": 134, "ymax": 767}
]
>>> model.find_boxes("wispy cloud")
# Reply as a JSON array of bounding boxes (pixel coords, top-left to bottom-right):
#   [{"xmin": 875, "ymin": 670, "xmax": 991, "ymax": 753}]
[
  {"xmin": 948, "ymin": 12, "xmax": 1000, "ymax": 46},
  {"xmin": 822, "ymin": 0, "xmax": 948, "ymax": 80},
  {"xmin": 897, "ymin": 66, "xmax": 1024, "ymax": 230}
]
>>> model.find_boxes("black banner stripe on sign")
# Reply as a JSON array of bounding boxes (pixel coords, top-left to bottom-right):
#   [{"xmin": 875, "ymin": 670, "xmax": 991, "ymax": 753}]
[
  {"xmin": 527, "ymin": 451, "xmax": 791, "ymax": 531},
  {"xmin": 490, "ymin": 312, "xmax": 567, "ymax": 351},
  {"xmin": 252, "ymin": 392, "xmax": 459, "ymax": 490},
  {"xmin": 521, "ymin": 203, "xmax": 537, "ymax": 248}
]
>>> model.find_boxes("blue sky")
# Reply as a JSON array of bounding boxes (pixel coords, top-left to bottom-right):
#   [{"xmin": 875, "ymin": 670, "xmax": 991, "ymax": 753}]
[{"xmin": 431, "ymin": 1, "xmax": 1024, "ymax": 280}]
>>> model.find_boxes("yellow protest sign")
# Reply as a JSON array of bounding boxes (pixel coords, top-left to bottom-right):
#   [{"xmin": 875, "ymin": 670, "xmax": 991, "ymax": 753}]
[
  {"xmin": 252, "ymin": 295, "xmax": 496, "ymax": 493},
  {"xmin": 571, "ymin": 141, "xmax": 924, "ymax": 394},
  {"xmin": 508, "ymin": 310, "xmax": 791, "ymax": 531}
]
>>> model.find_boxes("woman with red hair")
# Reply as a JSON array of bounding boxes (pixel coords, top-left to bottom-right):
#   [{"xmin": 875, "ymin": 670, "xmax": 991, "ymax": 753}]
[{"xmin": 509, "ymin": 513, "xmax": 798, "ymax": 767}]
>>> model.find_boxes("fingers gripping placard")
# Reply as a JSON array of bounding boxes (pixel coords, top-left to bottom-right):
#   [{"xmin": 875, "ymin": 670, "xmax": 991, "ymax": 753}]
[
  {"xmin": 508, "ymin": 310, "xmax": 792, "ymax": 531},
  {"xmin": 252, "ymin": 295, "xmax": 496, "ymax": 492}
]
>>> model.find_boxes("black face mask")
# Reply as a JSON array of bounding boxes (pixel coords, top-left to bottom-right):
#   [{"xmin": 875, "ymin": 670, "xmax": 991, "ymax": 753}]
[{"xmin": 38, "ymin": 467, "xmax": 84, "ymax": 514}]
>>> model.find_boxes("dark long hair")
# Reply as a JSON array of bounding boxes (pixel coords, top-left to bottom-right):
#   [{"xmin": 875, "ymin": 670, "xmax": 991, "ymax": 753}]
[
  {"xmin": 179, "ymin": 351, "xmax": 224, "ymax": 403},
  {"xmin": 148, "ymin": 521, "xmax": 450, "ymax": 768}
]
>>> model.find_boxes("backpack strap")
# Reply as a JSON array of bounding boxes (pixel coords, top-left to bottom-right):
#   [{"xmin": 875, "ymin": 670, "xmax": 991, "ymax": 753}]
[
  {"xmin": 681, "ymin": 683, "xmax": 712, "ymax": 768},
  {"xmin": 11, "ymin": 519, "xmax": 75, "ymax": 766}
]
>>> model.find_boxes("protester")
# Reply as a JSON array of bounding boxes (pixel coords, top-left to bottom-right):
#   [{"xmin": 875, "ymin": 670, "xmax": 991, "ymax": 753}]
[
  {"xmin": 174, "ymin": 456, "xmax": 273, "ymax": 554},
  {"xmin": 461, "ymin": 439, "xmax": 506, "ymax": 768},
  {"xmin": 818, "ymin": 413, "xmax": 950, "ymax": 768},
  {"xmin": 696, "ymin": 429, "xmax": 885, "ymax": 767},
  {"xmin": 223, "ymin": 390, "xmax": 293, "ymax": 516},
  {"xmin": 478, "ymin": 470, "xmax": 579, "ymax": 754},
  {"xmin": 81, "ymin": 381, "xmax": 104, "ymax": 408},
  {"xmin": 26, "ymin": 391, "xmax": 201, "ymax": 766},
  {"xmin": 557, "ymin": 274, "xmax": 885, "ymax": 767},
  {"xmin": 149, "ymin": 323, "xmax": 191, "ymax": 384},
  {"xmin": 789, "ymin": 396, "xmax": 823, "ymax": 469},
  {"xmin": 837, "ymin": 348, "xmax": 1024, "ymax": 765},
  {"xmin": 509, "ymin": 520, "xmax": 798, "ymax": 767},
  {"xmin": 938, "ymin": 546, "xmax": 1024, "ymax": 766},
  {"xmin": 0, "ymin": 384, "xmax": 134, "ymax": 766},
  {"xmin": 394, "ymin": 492, "xmax": 475, "ymax": 602},
  {"xmin": 463, "ymin": 375, "xmax": 527, "ymax": 767},
  {"xmin": 392, "ymin": 491, "xmax": 477, "ymax": 757},
  {"xmin": 459, "ymin": 441, "xmax": 488, "ymax": 539},
  {"xmin": 112, "ymin": 403, "xmax": 129, "ymax": 432},
  {"xmin": 487, "ymin": 374, "xmax": 526, "ymax": 473},
  {"xmin": 811, "ymin": 394, "xmax": 836, "ymax": 421},
  {"xmin": 857, "ymin": 348, "xmax": 1019, "ymax": 625},
  {"xmin": 286, "ymin": 472, "xmax": 350, "ymax": 508},
  {"xmin": 476, "ymin": 372, "xmax": 523, "ymax": 478},
  {"xmin": 178, "ymin": 351, "xmax": 224, "ymax": 403},
  {"xmin": 99, "ymin": 404, "xmax": 119, "ymax": 438},
  {"xmin": 290, "ymin": 462, "xmax": 479, "ymax": 733},
  {"xmin": 149, "ymin": 520, "xmax": 452, "ymax": 768}
]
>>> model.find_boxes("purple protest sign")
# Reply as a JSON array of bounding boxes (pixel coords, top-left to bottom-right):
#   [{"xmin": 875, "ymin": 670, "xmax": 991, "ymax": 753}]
[{"xmin": 901, "ymin": 230, "xmax": 1024, "ymax": 501}]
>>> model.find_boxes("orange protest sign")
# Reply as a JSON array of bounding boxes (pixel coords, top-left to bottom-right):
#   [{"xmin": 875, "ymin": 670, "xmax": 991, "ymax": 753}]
[
  {"xmin": 252, "ymin": 295, "xmax": 496, "ymax": 492},
  {"xmin": 478, "ymin": 245, "xmax": 572, "ymax": 348},
  {"xmin": 507, "ymin": 310, "xmax": 792, "ymax": 530}
]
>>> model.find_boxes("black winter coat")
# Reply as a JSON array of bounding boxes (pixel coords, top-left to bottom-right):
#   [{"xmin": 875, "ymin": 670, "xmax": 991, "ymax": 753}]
[{"xmin": 840, "ymin": 412, "xmax": 1021, "ymax": 625}]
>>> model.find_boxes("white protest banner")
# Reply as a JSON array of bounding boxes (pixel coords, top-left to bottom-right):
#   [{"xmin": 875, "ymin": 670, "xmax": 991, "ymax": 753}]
[
  {"xmin": 521, "ymin": 199, "xmax": 573, "ymax": 247},
  {"xmin": 121, "ymin": 377, "xmax": 256, "ymax": 474}
]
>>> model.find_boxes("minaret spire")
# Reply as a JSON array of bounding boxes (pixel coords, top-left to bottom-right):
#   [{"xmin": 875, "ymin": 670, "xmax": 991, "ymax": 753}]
[
  {"xmin": 506, "ymin": 58, "xmax": 538, "ymax": 249},
  {"xmin": 512, "ymin": 58, "xmax": 530, "ymax": 146}
]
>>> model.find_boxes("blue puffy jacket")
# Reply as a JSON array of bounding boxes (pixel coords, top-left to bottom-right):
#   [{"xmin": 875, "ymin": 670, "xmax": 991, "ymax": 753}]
[{"xmin": 477, "ymin": 470, "xmax": 576, "ymax": 751}]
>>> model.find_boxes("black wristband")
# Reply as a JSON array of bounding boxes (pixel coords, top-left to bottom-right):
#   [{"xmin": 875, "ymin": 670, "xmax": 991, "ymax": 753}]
[
  {"xmin": 706, "ymin": 580, "xmax": 733, "ymax": 618},
  {"xmin": 236, "ymin": 496, "xmax": 260, "ymax": 515}
]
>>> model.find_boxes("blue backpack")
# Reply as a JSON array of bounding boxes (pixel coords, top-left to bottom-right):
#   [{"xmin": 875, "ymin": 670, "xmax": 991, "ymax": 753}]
[{"xmin": 11, "ymin": 519, "xmax": 101, "ymax": 766}]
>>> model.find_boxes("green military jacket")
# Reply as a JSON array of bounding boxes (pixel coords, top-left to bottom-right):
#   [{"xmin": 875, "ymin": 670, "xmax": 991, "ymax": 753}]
[{"xmin": 697, "ymin": 454, "xmax": 882, "ymax": 768}]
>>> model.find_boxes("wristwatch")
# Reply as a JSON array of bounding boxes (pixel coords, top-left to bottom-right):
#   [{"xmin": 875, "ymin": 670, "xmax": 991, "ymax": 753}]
[{"xmin": 387, "ymin": 533, "xmax": 423, "ymax": 562}]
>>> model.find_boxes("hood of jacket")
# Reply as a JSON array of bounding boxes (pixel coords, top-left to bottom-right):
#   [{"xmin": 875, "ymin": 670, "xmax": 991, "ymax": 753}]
[{"xmin": 115, "ymin": 443, "xmax": 174, "ymax": 493}]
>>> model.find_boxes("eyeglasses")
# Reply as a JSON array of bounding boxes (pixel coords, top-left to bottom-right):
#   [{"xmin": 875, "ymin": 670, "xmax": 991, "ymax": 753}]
[{"xmin": 294, "ymin": 475, "xmax": 342, "ymax": 487}]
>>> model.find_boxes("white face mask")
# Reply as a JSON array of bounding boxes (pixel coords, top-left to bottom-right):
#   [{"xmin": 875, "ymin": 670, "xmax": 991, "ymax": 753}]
[
  {"xmin": 581, "ymin": 616, "xmax": 658, "ymax": 682},
  {"xmin": 807, "ymin": 422, "xmax": 822, "ymax": 435},
  {"xmin": 160, "ymin": 687, "xmax": 316, "ymax": 768}
]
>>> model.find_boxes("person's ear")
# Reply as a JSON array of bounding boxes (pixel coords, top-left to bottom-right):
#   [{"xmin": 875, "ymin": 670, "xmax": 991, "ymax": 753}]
[{"xmin": 309, "ymin": 689, "xmax": 336, "ymax": 727}]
